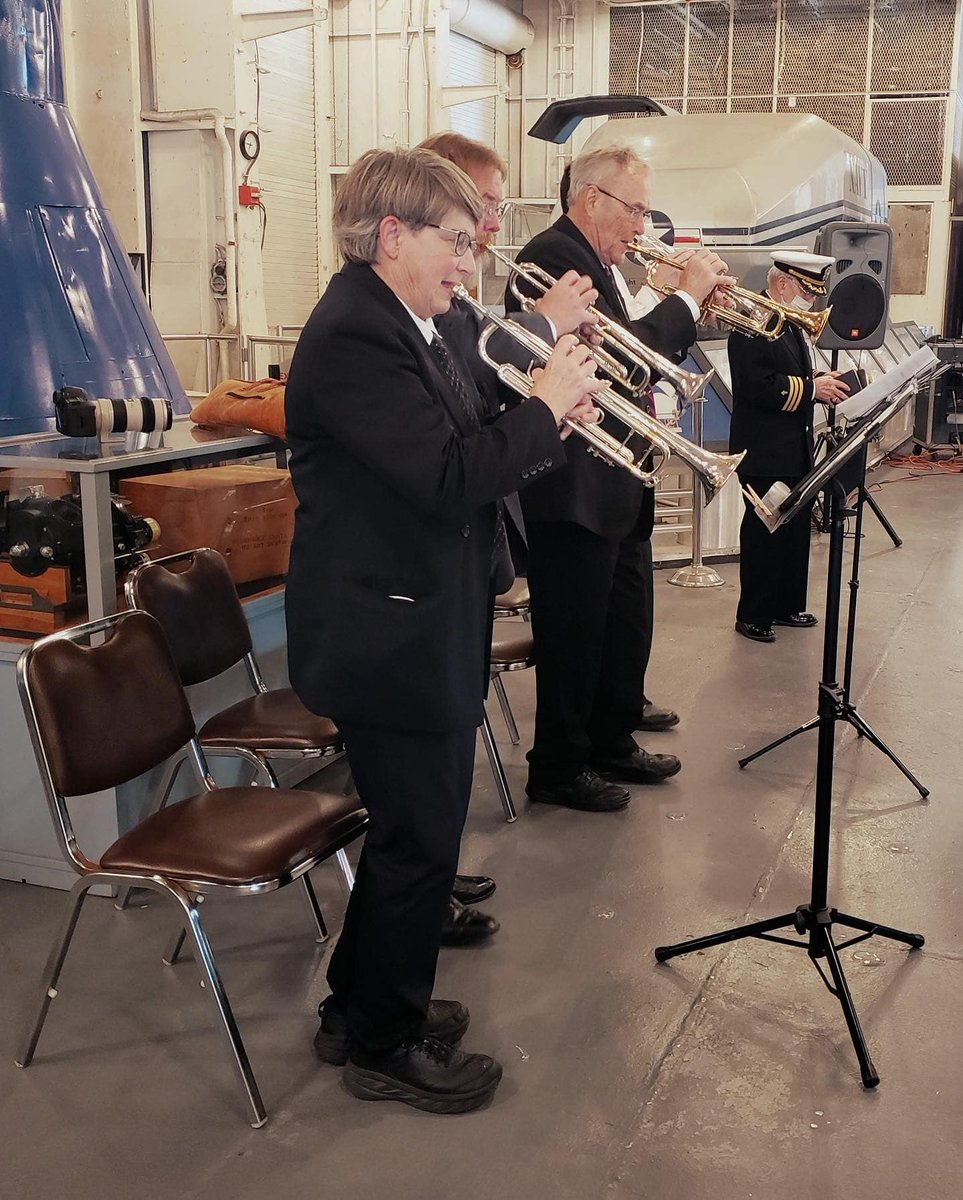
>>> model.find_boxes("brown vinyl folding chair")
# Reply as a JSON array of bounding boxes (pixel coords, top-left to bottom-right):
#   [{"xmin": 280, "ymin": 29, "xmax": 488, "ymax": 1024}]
[
  {"xmin": 118, "ymin": 547, "xmax": 349, "ymax": 940},
  {"xmin": 480, "ymin": 627, "xmax": 535, "ymax": 823},
  {"xmin": 15, "ymin": 609, "xmax": 368, "ymax": 1128}
]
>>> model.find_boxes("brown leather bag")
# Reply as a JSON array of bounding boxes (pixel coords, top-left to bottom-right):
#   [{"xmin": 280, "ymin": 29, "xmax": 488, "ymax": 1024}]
[{"xmin": 190, "ymin": 377, "xmax": 286, "ymax": 439}]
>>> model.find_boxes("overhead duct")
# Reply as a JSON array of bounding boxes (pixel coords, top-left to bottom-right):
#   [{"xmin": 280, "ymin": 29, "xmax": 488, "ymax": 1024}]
[{"xmin": 448, "ymin": 0, "xmax": 534, "ymax": 56}]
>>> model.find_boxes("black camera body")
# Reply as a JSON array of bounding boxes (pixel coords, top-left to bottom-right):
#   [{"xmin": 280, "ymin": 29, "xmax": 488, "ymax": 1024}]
[
  {"xmin": 53, "ymin": 386, "xmax": 173, "ymax": 439},
  {"xmin": 0, "ymin": 487, "xmax": 159, "ymax": 577}
]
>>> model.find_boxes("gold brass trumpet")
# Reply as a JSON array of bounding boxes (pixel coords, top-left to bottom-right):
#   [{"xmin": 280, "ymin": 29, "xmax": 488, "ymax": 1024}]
[
  {"xmin": 626, "ymin": 233, "xmax": 832, "ymax": 343},
  {"xmin": 487, "ymin": 245, "xmax": 713, "ymax": 404},
  {"xmin": 452, "ymin": 285, "xmax": 745, "ymax": 501}
]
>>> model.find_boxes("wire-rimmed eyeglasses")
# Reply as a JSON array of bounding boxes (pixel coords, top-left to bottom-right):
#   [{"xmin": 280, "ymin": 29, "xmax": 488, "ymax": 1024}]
[
  {"xmin": 593, "ymin": 185, "xmax": 649, "ymax": 221},
  {"xmin": 426, "ymin": 224, "xmax": 479, "ymax": 256}
]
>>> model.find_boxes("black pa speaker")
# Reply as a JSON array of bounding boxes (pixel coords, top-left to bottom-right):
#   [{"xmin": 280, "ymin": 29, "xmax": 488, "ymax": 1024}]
[{"xmin": 814, "ymin": 221, "xmax": 893, "ymax": 350}]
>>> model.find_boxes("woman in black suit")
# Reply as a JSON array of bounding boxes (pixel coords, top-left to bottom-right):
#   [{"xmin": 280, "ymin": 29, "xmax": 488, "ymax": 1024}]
[{"xmin": 284, "ymin": 147, "xmax": 598, "ymax": 1113}]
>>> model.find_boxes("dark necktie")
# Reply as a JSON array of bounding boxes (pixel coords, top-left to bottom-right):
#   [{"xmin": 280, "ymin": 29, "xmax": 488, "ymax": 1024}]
[
  {"xmin": 428, "ymin": 333, "xmax": 509, "ymax": 581},
  {"xmin": 429, "ymin": 334, "xmax": 481, "ymax": 433}
]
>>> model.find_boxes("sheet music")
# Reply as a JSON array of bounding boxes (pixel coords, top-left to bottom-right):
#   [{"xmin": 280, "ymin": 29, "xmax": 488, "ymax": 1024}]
[{"xmin": 834, "ymin": 345, "xmax": 939, "ymax": 423}]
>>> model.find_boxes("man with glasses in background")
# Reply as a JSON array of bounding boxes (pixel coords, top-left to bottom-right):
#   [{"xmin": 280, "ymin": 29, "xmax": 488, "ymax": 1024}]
[
  {"xmin": 505, "ymin": 144, "xmax": 734, "ymax": 813},
  {"xmin": 413, "ymin": 131, "xmax": 601, "ymax": 933}
]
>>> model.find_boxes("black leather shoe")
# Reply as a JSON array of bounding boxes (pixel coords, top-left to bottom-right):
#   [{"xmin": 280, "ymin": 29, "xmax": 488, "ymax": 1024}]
[
  {"xmin": 440, "ymin": 898, "xmax": 499, "ymax": 946},
  {"xmin": 314, "ymin": 997, "xmax": 470, "ymax": 1066},
  {"xmin": 451, "ymin": 873, "xmax": 496, "ymax": 905},
  {"xmin": 343, "ymin": 1035, "xmax": 502, "ymax": 1113},
  {"xmin": 636, "ymin": 702, "xmax": 680, "ymax": 732},
  {"xmin": 526, "ymin": 768, "xmax": 630, "ymax": 812},
  {"xmin": 772, "ymin": 612, "xmax": 818, "ymax": 628},
  {"xmin": 735, "ymin": 620, "xmax": 776, "ymax": 643},
  {"xmin": 591, "ymin": 747, "xmax": 681, "ymax": 784}
]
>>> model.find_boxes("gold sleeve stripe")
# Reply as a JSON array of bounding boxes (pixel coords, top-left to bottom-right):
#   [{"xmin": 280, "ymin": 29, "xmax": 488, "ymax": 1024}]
[{"xmin": 782, "ymin": 376, "xmax": 804, "ymax": 412}]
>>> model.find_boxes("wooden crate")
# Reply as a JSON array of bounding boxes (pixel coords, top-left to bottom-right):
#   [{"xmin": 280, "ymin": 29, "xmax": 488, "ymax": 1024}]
[{"xmin": 118, "ymin": 464, "xmax": 295, "ymax": 584}]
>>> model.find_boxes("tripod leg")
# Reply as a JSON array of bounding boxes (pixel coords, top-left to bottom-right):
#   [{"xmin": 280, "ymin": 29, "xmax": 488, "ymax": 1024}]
[
  {"xmin": 813, "ymin": 922, "xmax": 879, "ymax": 1088},
  {"xmin": 862, "ymin": 490, "xmax": 902, "ymax": 548},
  {"xmin": 845, "ymin": 710, "xmax": 929, "ymax": 797},
  {"xmin": 832, "ymin": 910, "xmax": 925, "ymax": 949},
  {"xmin": 655, "ymin": 911, "xmax": 799, "ymax": 962},
  {"xmin": 738, "ymin": 716, "xmax": 820, "ymax": 768}
]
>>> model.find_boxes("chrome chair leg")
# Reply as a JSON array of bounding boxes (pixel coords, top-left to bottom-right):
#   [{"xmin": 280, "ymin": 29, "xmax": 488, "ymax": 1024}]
[
  {"xmin": 16, "ymin": 877, "xmax": 91, "ymax": 1068},
  {"xmin": 168, "ymin": 884, "xmax": 267, "ymax": 1129},
  {"xmin": 334, "ymin": 848, "xmax": 355, "ymax": 893},
  {"xmin": 492, "ymin": 674, "xmax": 520, "ymax": 745},
  {"xmin": 300, "ymin": 873, "xmax": 328, "ymax": 943},
  {"xmin": 163, "ymin": 925, "xmax": 188, "ymax": 966},
  {"xmin": 480, "ymin": 712, "xmax": 517, "ymax": 823}
]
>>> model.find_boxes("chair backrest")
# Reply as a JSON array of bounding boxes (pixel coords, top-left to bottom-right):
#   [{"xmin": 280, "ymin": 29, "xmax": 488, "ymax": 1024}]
[
  {"xmin": 18, "ymin": 611, "xmax": 196, "ymax": 804},
  {"xmin": 126, "ymin": 548, "xmax": 253, "ymax": 685}
]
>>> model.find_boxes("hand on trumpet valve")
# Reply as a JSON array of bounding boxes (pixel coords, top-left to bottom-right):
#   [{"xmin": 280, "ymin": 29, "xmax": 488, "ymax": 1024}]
[
  {"xmin": 529, "ymin": 333, "xmax": 601, "ymax": 437},
  {"xmin": 677, "ymin": 249, "xmax": 737, "ymax": 308},
  {"xmin": 814, "ymin": 371, "xmax": 851, "ymax": 406},
  {"xmin": 533, "ymin": 270, "xmax": 599, "ymax": 337}
]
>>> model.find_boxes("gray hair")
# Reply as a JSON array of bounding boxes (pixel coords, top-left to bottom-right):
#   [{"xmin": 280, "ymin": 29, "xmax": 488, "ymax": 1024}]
[
  {"xmin": 568, "ymin": 146, "xmax": 649, "ymax": 206},
  {"xmin": 334, "ymin": 147, "xmax": 484, "ymax": 264},
  {"xmin": 767, "ymin": 265, "xmax": 788, "ymax": 289}
]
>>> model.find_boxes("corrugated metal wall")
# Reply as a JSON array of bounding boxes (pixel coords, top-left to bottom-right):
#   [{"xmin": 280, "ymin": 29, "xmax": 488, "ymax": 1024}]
[
  {"xmin": 255, "ymin": 28, "xmax": 321, "ymax": 328},
  {"xmin": 447, "ymin": 32, "xmax": 497, "ymax": 143}
]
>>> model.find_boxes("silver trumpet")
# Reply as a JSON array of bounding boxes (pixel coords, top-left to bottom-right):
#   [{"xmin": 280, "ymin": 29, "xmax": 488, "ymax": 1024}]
[
  {"xmin": 488, "ymin": 244, "xmax": 714, "ymax": 404},
  {"xmin": 453, "ymin": 285, "xmax": 745, "ymax": 500}
]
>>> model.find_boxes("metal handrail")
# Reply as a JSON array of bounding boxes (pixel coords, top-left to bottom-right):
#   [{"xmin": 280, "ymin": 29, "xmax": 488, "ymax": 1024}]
[
  {"xmin": 162, "ymin": 334, "xmax": 241, "ymax": 393},
  {"xmin": 243, "ymin": 335, "xmax": 301, "ymax": 379}
]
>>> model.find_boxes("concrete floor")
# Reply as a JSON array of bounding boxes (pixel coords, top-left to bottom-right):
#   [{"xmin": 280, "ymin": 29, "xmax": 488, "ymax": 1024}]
[{"xmin": 1, "ymin": 464, "xmax": 961, "ymax": 1199}]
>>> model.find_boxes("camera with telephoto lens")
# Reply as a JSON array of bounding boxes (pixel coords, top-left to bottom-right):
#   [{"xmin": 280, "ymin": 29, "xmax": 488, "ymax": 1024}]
[{"xmin": 53, "ymin": 386, "xmax": 173, "ymax": 439}]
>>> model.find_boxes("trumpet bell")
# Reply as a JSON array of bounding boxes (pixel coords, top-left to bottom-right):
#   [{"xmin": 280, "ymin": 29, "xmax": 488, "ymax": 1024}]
[{"xmin": 788, "ymin": 303, "xmax": 831, "ymax": 341}]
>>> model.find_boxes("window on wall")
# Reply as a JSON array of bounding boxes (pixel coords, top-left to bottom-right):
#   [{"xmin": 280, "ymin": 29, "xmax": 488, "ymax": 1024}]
[{"xmin": 447, "ymin": 32, "xmax": 497, "ymax": 143}]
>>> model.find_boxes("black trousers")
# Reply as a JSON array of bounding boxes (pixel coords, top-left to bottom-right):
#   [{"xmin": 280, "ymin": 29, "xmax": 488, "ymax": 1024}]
[
  {"xmin": 737, "ymin": 473, "xmax": 814, "ymax": 625},
  {"xmin": 525, "ymin": 519, "xmax": 652, "ymax": 784},
  {"xmin": 327, "ymin": 720, "xmax": 477, "ymax": 1053}
]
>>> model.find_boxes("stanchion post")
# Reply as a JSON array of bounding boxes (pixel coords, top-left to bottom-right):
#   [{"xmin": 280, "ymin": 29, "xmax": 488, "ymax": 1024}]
[{"xmin": 668, "ymin": 397, "xmax": 725, "ymax": 588}]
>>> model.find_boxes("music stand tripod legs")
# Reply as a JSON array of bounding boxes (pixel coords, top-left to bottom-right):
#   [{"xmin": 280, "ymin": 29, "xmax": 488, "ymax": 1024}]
[
  {"xmin": 739, "ymin": 449, "xmax": 928, "ymax": 799},
  {"xmin": 655, "ymin": 478, "xmax": 925, "ymax": 1087}
]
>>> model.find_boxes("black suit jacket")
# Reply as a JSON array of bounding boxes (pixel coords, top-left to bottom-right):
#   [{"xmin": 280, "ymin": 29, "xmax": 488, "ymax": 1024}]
[
  {"xmin": 728, "ymin": 304, "xmax": 817, "ymax": 478},
  {"xmin": 504, "ymin": 215, "xmax": 697, "ymax": 541},
  {"xmin": 284, "ymin": 261, "xmax": 564, "ymax": 733}
]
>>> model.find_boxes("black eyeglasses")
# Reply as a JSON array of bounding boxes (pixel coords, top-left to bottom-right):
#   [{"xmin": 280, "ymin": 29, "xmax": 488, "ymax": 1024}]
[
  {"xmin": 482, "ymin": 200, "xmax": 509, "ymax": 219},
  {"xmin": 592, "ymin": 185, "xmax": 649, "ymax": 221},
  {"xmin": 426, "ymin": 224, "xmax": 478, "ymax": 256}
]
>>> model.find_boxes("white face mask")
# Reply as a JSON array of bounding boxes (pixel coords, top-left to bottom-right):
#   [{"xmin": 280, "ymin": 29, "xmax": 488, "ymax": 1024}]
[{"xmin": 791, "ymin": 293, "xmax": 815, "ymax": 311}]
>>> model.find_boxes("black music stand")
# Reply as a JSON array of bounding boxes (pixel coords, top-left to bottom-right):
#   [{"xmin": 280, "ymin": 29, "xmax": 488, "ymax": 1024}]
[
  {"xmin": 738, "ymin": 428, "xmax": 928, "ymax": 797},
  {"xmin": 655, "ymin": 383, "xmax": 927, "ymax": 1087}
]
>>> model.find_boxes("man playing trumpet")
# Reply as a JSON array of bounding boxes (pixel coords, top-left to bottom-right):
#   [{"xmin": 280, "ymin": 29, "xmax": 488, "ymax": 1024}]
[
  {"xmin": 729, "ymin": 251, "xmax": 851, "ymax": 643},
  {"xmin": 505, "ymin": 144, "xmax": 734, "ymax": 812}
]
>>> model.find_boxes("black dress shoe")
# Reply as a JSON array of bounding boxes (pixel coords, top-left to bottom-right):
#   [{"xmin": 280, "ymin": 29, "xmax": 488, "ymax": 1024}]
[
  {"xmin": 440, "ymin": 898, "xmax": 499, "ymax": 946},
  {"xmin": 772, "ymin": 612, "xmax": 818, "ymax": 628},
  {"xmin": 452, "ymin": 873, "xmax": 496, "ymax": 905},
  {"xmin": 734, "ymin": 620, "xmax": 776, "ymax": 643},
  {"xmin": 314, "ymin": 997, "xmax": 470, "ymax": 1066},
  {"xmin": 591, "ymin": 747, "xmax": 681, "ymax": 784},
  {"xmin": 636, "ymin": 702, "xmax": 680, "ymax": 732},
  {"xmin": 526, "ymin": 768, "xmax": 630, "ymax": 812},
  {"xmin": 343, "ymin": 1035, "xmax": 502, "ymax": 1113}
]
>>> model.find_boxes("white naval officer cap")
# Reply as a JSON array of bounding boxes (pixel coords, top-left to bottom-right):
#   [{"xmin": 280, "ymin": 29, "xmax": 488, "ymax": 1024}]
[{"xmin": 769, "ymin": 250, "xmax": 834, "ymax": 296}]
